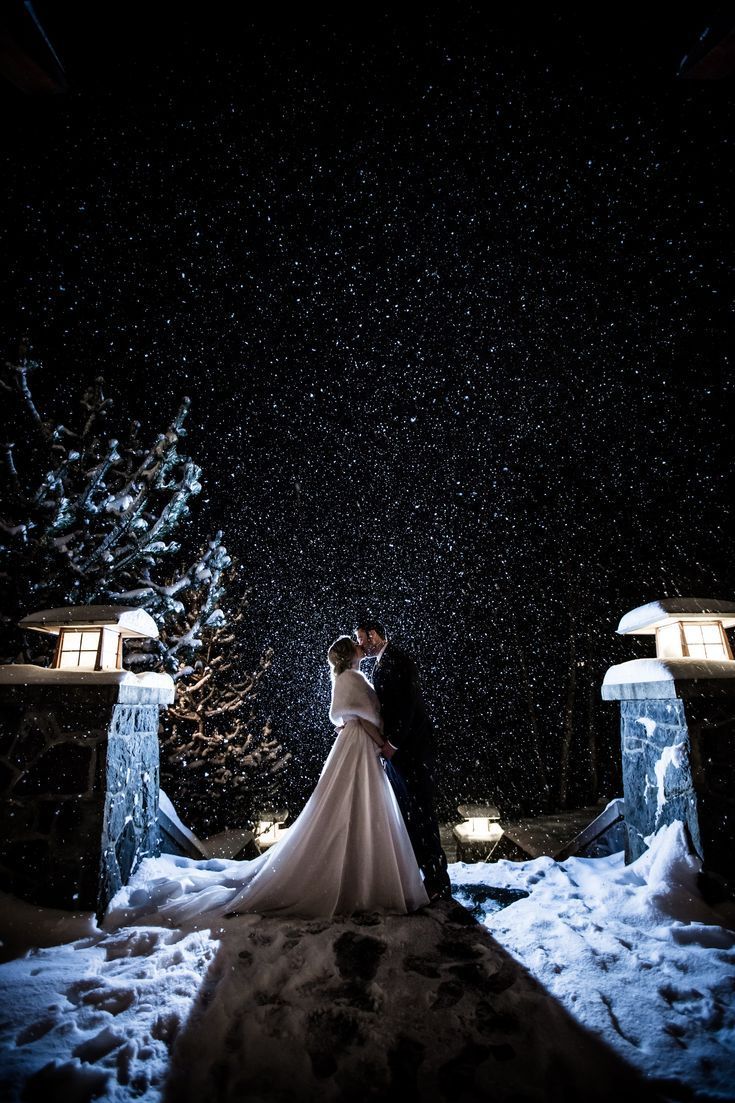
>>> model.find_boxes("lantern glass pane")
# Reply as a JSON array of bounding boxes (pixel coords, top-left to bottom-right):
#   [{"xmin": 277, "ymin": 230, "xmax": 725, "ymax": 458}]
[
  {"xmin": 99, "ymin": 628, "xmax": 119, "ymax": 669},
  {"xmin": 656, "ymin": 623, "xmax": 682, "ymax": 658},
  {"xmin": 683, "ymin": 623, "xmax": 727, "ymax": 659},
  {"xmin": 57, "ymin": 629, "xmax": 99, "ymax": 669}
]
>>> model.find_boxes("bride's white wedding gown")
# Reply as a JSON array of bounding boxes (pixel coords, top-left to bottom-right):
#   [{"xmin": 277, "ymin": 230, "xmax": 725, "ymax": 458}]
[
  {"xmin": 220, "ymin": 666, "xmax": 425, "ymax": 917},
  {"xmin": 135, "ymin": 668, "xmax": 429, "ymax": 923},
  {"xmin": 225, "ymin": 668, "xmax": 428, "ymax": 916}
]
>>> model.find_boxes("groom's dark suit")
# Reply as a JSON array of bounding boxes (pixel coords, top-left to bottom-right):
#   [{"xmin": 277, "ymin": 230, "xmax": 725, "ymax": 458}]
[{"xmin": 371, "ymin": 642, "xmax": 451, "ymax": 900}]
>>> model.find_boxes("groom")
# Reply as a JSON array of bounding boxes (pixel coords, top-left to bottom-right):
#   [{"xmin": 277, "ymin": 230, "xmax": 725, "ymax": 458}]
[{"xmin": 354, "ymin": 620, "xmax": 452, "ymax": 902}]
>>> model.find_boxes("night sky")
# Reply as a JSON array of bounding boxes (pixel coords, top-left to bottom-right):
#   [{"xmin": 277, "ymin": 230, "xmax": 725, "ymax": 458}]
[{"xmin": 2, "ymin": 6, "xmax": 733, "ymax": 819}]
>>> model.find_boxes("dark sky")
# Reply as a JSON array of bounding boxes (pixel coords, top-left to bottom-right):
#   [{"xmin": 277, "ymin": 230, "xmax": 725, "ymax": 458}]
[{"xmin": 2, "ymin": 5, "xmax": 733, "ymax": 817}]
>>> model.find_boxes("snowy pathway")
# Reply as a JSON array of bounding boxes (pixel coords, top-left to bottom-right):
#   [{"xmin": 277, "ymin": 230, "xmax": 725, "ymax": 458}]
[
  {"xmin": 0, "ymin": 821, "xmax": 733, "ymax": 1102},
  {"xmin": 1, "ymin": 900, "xmax": 652, "ymax": 1103}
]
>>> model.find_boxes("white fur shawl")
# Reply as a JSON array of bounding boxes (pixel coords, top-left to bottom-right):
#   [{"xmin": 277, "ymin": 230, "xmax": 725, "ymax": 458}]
[{"xmin": 329, "ymin": 669, "xmax": 383, "ymax": 731}]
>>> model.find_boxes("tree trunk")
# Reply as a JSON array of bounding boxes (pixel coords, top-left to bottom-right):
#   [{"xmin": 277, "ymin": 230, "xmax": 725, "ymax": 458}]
[
  {"xmin": 558, "ymin": 613, "xmax": 577, "ymax": 808},
  {"xmin": 511, "ymin": 615, "xmax": 548, "ymax": 809},
  {"xmin": 586, "ymin": 674, "xmax": 598, "ymax": 799}
]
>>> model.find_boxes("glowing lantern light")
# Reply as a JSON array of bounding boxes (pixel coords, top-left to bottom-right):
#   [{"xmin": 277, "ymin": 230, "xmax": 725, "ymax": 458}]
[
  {"xmin": 453, "ymin": 803, "xmax": 503, "ymax": 862},
  {"xmin": 255, "ymin": 809, "xmax": 289, "ymax": 850},
  {"xmin": 616, "ymin": 598, "xmax": 735, "ymax": 661},
  {"xmin": 18, "ymin": 605, "xmax": 160, "ymax": 672}
]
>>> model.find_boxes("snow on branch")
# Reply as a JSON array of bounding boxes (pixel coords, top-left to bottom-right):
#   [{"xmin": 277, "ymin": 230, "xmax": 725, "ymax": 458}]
[{"xmin": 0, "ymin": 353, "xmax": 284, "ymax": 835}]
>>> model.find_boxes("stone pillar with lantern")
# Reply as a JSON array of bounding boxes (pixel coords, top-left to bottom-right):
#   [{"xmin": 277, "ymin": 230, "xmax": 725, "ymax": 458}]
[
  {"xmin": 602, "ymin": 597, "xmax": 735, "ymax": 897},
  {"xmin": 0, "ymin": 606, "xmax": 175, "ymax": 917}
]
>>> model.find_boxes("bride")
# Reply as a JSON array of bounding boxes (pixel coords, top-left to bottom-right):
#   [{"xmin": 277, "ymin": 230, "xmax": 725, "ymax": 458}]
[
  {"xmin": 219, "ymin": 635, "xmax": 429, "ymax": 917},
  {"xmin": 124, "ymin": 635, "xmax": 429, "ymax": 924}
]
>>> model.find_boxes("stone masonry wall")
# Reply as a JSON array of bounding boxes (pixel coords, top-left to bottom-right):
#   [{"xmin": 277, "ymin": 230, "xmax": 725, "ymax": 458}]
[
  {"xmin": 620, "ymin": 695, "xmax": 735, "ymax": 889},
  {"xmin": 0, "ymin": 683, "xmax": 161, "ymax": 916},
  {"xmin": 620, "ymin": 698, "xmax": 701, "ymax": 863}
]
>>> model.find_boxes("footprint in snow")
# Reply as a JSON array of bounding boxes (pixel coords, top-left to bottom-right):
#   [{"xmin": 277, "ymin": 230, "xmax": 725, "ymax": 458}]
[
  {"xmin": 306, "ymin": 1005, "xmax": 362, "ymax": 1062},
  {"xmin": 333, "ymin": 931, "xmax": 387, "ymax": 982},
  {"xmin": 431, "ymin": 979, "xmax": 464, "ymax": 1010},
  {"xmin": 15, "ymin": 1016, "xmax": 58, "ymax": 1046},
  {"xmin": 72, "ymin": 1025, "xmax": 125, "ymax": 1063},
  {"xmin": 102, "ymin": 929, "xmax": 174, "ymax": 961},
  {"xmin": 658, "ymin": 984, "xmax": 705, "ymax": 1007},
  {"xmin": 22, "ymin": 1059, "xmax": 110, "ymax": 1100},
  {"xmin": 403, "ymin": 954, "xmax": 441, "ymax": 978},
  {"xmin": 66, "ymin": 979, "xmax": 135, "ymax": 1016}
]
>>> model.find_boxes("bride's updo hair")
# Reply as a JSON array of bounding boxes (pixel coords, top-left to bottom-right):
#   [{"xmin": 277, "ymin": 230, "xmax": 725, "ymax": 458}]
[{"xmin": 327, "ymin": 635, "xmax": 357, "ymax": 679}]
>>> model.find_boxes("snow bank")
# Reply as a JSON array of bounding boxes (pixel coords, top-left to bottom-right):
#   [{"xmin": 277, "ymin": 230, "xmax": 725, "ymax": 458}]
[
  {"xmin": 0, "ymin": 923, "xmax": 217, "ymax": 1101},
  {"xmin": 0, "ymin": 891, "xmax": 99, "ymax": 962},
  {"xmin": 451, "ymin": 821, "xmax": 735, "ymax": 1098}
]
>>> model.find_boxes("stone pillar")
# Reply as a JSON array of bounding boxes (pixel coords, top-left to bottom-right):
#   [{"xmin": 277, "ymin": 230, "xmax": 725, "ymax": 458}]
[
  {"xmin": 0, "ymin": 677, "xmax": 173, "ymax": 918},
  {"xmin": 603, "ymin": 666, "xmax": 735, "ymax": 895},
  {"xmin": 618, "ymin": 698, "xmax": 701, "ymax": 862}
]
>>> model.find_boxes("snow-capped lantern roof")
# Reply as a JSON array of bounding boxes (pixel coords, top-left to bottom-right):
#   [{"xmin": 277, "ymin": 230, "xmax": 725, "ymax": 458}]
[
  {"xmin": 616, "ymin": 598, "xmax": 735, "ymax": 636},
  {"xmin": 603, "ymin": 597, "xmax": 735, "ymax": 701},
  {"xmin": 1, "ymin": 604, "xmax": 174, "ymax": 698},
  {"xmin": 19, "ymin": 605, "xmax": 159, "ymax": 640}
]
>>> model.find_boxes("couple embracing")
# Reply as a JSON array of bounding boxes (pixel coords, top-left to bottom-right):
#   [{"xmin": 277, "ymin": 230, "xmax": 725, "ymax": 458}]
[
  {"xmin": 218, "ymin": 619, "xmax": 453, "ymax": 919},
  {"xmin": 328, "ymin": 620, "xmax": 452, "ymax": 908},
  {"xmin": 154, "ymin": 619, "xmax": 451, "ymax": 923}
]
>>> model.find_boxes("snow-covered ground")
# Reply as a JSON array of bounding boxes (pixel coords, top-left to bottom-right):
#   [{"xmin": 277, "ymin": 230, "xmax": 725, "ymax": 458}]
[
  {"xmin": 454, "ymin": 821, "xmax": 735, "ymax": 1100},
  {"xmin": 0, "ymin": 821, "xmax": 733, "ymax": 1101}
]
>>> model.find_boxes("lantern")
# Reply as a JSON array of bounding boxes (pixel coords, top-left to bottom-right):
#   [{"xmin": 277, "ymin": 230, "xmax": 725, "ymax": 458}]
[
  {"xmin": 602, "ymin": 597, "xmax": 735, "ymax": 893},
  {"xmin": 255, "ymin": 809, "xmax": 289, "ymax": 850},
  {"xmin": 453, "ymin": 803, "xmax": 503, "ymax": 862},
  {"xmin": 616, "ymin": 598, "xmax": 735, "ymax": 661},
  {"xmin": 0, "ymin": 605, "xmax": 174, "ymax": 915},
  {"xmin": 18, "ymin": 605, "xmax": 159, "ymax": 672}
]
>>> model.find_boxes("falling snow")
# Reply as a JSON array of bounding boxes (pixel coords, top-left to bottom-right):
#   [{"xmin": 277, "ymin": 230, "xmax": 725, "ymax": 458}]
[{"xmin": 1, "ymin": 9, "xmax": 732, "ymax": 820}]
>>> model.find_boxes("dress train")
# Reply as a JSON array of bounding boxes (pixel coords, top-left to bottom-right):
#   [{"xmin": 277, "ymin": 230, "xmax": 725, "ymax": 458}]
[{"xmin": 221, "ymin": 717, "xmax": 429, "ymax": 917}]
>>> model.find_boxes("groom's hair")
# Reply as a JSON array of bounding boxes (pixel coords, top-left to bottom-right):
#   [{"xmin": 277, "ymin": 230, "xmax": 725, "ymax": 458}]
[{"xmin": 355, "ymin": 619, "xmax": 386, "ymax": 639}]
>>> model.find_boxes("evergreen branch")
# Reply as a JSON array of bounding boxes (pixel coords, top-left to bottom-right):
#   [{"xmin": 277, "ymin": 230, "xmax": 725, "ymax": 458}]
[
  {"xmin": 109, "ymin": 462, "xmax": 202, "ymax": 576},
  {"xmin": 77, "ymin": 438, "xmax": 121, "ymax": 513},
  {"xmin": 1, "ymin": 442, "xmax": 18, "ymax": 483},
  {"xmin": 4, "ymin": 354, "xmax": 44, "ymax": 434},
  {"xmin": 80, "ymin": 377, "xmax": 114, "ymax": 440}
]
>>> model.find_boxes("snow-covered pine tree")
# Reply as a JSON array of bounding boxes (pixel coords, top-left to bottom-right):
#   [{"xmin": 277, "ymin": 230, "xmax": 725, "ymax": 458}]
[
  {"xmin": 114, "ymin": 531, "xmax": 291, "ymax": 834},
  {"xmin": 0, "ymin": 346, "xmax": 287, "ymax": 834},
  {"xmin": 158, "ymin": 578, "xmax": 291, "ymax": 835}
]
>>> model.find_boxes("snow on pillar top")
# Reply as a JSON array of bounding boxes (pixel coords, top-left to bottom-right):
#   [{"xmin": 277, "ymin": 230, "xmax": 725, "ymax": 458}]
[
  {"xmin": 602, "ymin": 657, "xmax": 735, "ymax": 700},
  {"xmin": 603, "ymin": 597, "xmax": 735, "ymax": 700}
]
